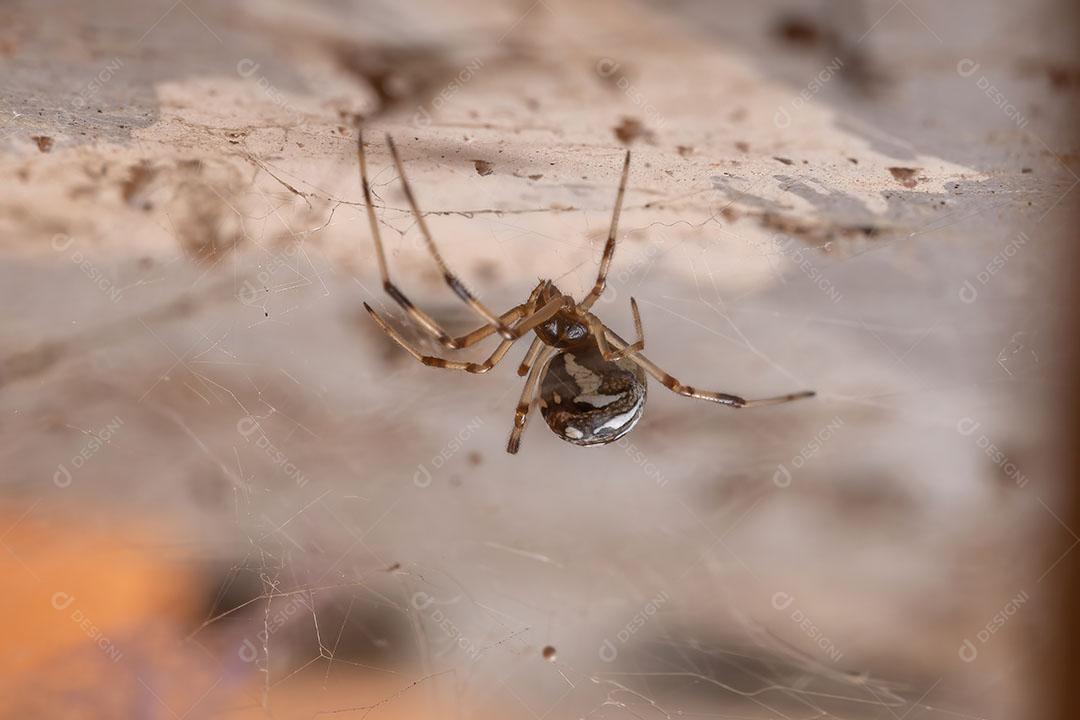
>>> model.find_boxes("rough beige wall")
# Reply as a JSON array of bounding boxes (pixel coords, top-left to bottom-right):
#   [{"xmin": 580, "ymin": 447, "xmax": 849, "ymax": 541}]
[{"xmin": 1, "ymin": 0, "xmax": 1075, "ymax": 718}]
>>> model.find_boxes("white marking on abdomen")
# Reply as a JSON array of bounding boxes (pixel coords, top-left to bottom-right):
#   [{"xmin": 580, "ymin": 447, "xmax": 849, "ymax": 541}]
[
  {"xmin": 598, "ymin": 407, "xmax": 639, "ymax": 434},
  {"xmin": 576, "ymin": 393, "xmax": 620, "ymax": 408},
  {"xmin": 563, "ymin": 353, "xmax": 602, "ymax": 395}
]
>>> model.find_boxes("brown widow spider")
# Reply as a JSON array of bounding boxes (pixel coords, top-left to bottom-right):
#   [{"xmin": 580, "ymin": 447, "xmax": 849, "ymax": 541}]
[{"xmin": 358, "ymin": 132, "xmax": 815, "ymax": 454}]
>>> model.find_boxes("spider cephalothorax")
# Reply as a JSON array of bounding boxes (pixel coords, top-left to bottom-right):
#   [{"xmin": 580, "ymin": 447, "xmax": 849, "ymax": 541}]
[
  {"xmin": 358, "ymin": 132, "xmax": 815, "ymax": 454},
  {"xmin": 534, "ymin": 287, "xmax": 590, "ymax": 349}
]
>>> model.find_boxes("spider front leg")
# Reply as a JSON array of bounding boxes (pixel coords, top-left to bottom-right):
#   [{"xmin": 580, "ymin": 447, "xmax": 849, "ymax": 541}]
[
  {"xmin": 602, "ymin": 329, "xmax": 815, "ymax": 408},
  {"xmin": 579, "ymin": 149, "xmax": 631, "ymax": 311},
  {"xmin": 365, "ymin": 293, "xmax": 567, "ymax": 373},
  {"xmin": 506, "ymin": 347, "xmax": 556, "ymax": 454},
  {"xmin": 365, "ymin": 303, "xmax": 520, "ymax": 373},
  {"xmin": 434, "ymin": 282, "xmax": 547, "ymax": 351},
  {"xmin": 358, "ymin": 130, "xmax": 520, "ymax": 349},
  {"xmin": 385, "ymin": 134, "xmax": 516, "ymax": 338},
  {"xmin": 516, "ymin": 336, "xmax": 544, "ymax": 377},
  {"xmin": 589, "ymin": 297, "xmax": 644, "ymax": 361}
]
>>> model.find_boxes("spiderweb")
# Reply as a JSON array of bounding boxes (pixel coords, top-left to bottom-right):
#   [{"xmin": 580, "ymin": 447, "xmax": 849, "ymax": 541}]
[{"xmin": 2, "ymin": 0, "xmax": 1071, "ymax": 718}]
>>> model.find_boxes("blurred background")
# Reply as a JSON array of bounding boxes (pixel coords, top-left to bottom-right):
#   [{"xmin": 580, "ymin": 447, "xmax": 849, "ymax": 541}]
[{"xmin": 1, "ymin": 0, "xmax": 1078, "ymax": 717}]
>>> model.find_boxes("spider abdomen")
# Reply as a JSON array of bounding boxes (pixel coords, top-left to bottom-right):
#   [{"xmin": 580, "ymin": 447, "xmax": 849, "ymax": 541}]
[{"xmin": 539, "ymin": 344, "xmax": 647, "ymax": 447}]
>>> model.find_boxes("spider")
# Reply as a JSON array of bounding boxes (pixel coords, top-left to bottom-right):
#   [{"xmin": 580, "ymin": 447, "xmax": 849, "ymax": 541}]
[{"xmin": 358, "ymin": 132, "xmax": 815, "ymax": 454}]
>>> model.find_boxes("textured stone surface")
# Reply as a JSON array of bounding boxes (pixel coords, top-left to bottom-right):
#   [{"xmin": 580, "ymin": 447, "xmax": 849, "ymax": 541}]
[{"xmin": 0, "ymin": 0, "xmax": 1075, "ymax": 717}]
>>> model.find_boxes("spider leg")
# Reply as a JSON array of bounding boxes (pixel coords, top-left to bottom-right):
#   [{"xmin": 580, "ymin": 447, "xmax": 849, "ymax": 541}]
[
  {"xmin": 359, "ymin": 131, "xmax": 527, "ymax": 349},
  {"xmin": 365, "ymin": 303, "xmax": 519, "ymax": 374},
  {"xmin": 579, "ymin": 150, "xmax": 632, "ymax": 311},
  {"xmin": 385, "ymin": 134, "xmax": 515, "ymax": 339},
  {"xmin": 516, "ymin": 336, "xmax": 544, "ymax": 377},
  {"xmin": 365, "ymin": 292, "xmax": 567, "ymax": 373},
  {"xmin": 440, "ymin": 304, "xmax": 528, "ymax": 349},
  {"xmin": 439, "ymin": 281, "xmax": 547, "ymax": 350},
  {"xmin": 506, "ymin": 347, "xmax": 556, "ymax": 454},
  {"xmin": 602, "ymin": 328, "xmax": 815, "ymax": 408},
  {"xmin": 588, "ymin": 297, "xmax": 644, "ymax": 361}
]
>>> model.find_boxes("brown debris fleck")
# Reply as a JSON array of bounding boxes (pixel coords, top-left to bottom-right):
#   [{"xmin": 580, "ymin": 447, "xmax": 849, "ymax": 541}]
[
  {"xmin": 1045, "ymin": 65, "xmax": 1080, "ymax": 90},
  {"xmin": 120, "ymin": 161, "xmax": 159, "ymax": 210},
  {"xmin": 613, "ymin": 117, "xmax": 656, "ymax": 145},
  {"xmin": 32, "ymin": 136, "xmax": 54, "ymax": 153},
  {"xmin": 773, "ymin": 15, "xmax": 822, "ymax": 48},
  {"xmin": 759, "ymin": 211, "xmax": 883, "ymax": 244},
  {"xmin": 888, "ymin": 166, "xmax": 920, "ymax": 188},
  {"xmin": 473, "ymin": 159, "xmax": 494, "ymax": 176}
]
